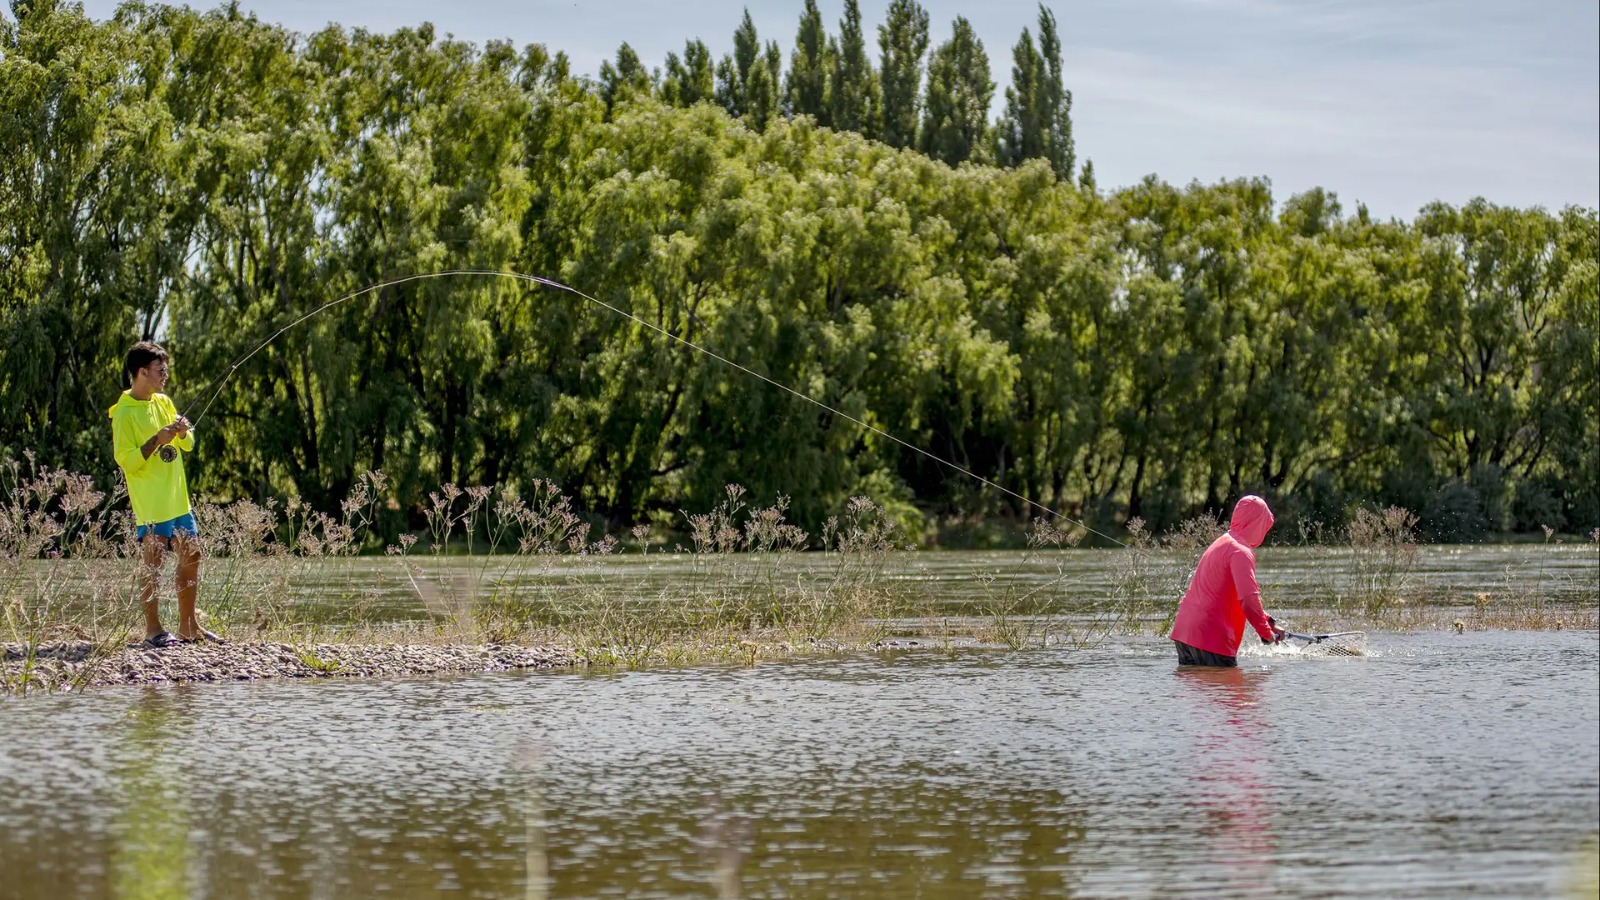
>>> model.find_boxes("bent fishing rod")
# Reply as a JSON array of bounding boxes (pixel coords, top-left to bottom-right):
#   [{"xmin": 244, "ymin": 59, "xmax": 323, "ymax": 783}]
[{"xmin": 176, "ymin": 269, "xmax": 1127, "ymax": 546}]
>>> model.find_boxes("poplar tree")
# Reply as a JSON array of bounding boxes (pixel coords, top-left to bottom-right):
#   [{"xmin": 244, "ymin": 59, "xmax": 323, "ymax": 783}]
[
  {"xmin": 766, "ymin": 41, "xmax": 784, "ymax": 83},
  {"xmin": 745, "ymin": 42, "xmax": 784, "ymax": 131},
  {"xmin": 598, "ymin": 42, "xmax": 652, "ymax": 113},
  {"xmin": 998, "ymin": 7, "xmax": 1073, "ymax": 179},
  {"xmin": 715, "ymin": 9, "xmax": 761, "ymax": 117},
  {"xmin": 829, "ymin": 0, "xmax": 880, "ymax": 135},
  {"xmin": 517, "ymin": 43, "xmax": 570, "ymax": 91},
  {"xmin": 661, "ymin": 39, "xmax": 714, "ymax": 107},
  {"xmin": 877, "ymin": 0, "xmax": 929, "ymax": 149},
  {"xmin": 999, "ymin": 27, "xmax": 1043, "ymax": 166},
  {"xmin": 786, "ymin": 0, "xmax": 831, "ymax": 123},
  {"xmin": 919, "ymin": 17, "xmax": 993, "ymax": 166},
  {"xmin": 1035, "ymin": 6, "xmax": 1074, "ymax": 180}
]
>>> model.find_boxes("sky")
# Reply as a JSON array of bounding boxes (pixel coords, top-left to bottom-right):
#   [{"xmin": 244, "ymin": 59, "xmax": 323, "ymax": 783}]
[{"xmin": 65, "ymin": 0, "xmax": 1600, "ymax": 221}]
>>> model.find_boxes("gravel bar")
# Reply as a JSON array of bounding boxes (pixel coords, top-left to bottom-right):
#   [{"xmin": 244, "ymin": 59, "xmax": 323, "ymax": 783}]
[{"xmin": 2, "ymin": 640, "xmax": 578, "ymax": 690}]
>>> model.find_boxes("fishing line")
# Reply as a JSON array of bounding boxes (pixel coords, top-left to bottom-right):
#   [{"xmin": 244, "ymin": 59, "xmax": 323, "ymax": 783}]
[{"xmin": 180, "ymin": 269, "xmax": 1126, "ymax": 546}]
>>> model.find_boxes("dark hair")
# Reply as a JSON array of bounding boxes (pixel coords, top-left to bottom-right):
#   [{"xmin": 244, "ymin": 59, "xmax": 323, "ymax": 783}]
[{"xmin": 123, "ymin": 341, "xmax": 169, "ymax": 388}]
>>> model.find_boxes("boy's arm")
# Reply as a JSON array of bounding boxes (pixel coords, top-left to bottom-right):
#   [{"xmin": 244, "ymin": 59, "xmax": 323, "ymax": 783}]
[{"xmin": 1229, "ymin": 550, "xmax": 1278, "ymax": 642}]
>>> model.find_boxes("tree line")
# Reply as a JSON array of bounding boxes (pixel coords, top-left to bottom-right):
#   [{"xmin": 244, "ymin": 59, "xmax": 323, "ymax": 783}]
[
  {"xmin": 600, "ymin": 0, "xmax": 1074, "ymax": 178},
  {"xmin": 2, "ymin": 0, "xmax": 1595, "ymax": 544}
]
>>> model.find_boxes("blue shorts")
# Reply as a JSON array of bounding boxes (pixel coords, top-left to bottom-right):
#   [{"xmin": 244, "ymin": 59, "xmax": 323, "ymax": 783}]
[{"xmin": 136, "ymin": 512, "xmax": 199, "ymax": 544}]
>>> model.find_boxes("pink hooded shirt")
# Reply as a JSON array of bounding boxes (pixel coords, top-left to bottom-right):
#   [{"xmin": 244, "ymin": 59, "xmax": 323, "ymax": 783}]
[{"xmin": 1170, "ymin": 496, "xmax": 1277, "ymax": 657}]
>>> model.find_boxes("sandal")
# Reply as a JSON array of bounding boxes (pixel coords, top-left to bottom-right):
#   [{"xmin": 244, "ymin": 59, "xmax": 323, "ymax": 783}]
[
  {"xmin": 176, "ymin": 628, "xmax": 227, "ymax": 645},
  {"xmin": 140, "ymin": 632, "xmax": 179, "ymax": 649}
]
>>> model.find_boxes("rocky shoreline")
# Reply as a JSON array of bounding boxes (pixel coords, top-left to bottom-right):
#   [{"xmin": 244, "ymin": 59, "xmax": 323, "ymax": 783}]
[{"xmin": 2, "ymin": 640, "xmax": 579, "ymax": 691}]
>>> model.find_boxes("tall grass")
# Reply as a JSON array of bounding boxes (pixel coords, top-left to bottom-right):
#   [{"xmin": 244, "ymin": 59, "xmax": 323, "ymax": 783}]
[
  {"xmin": 1345, "ymin": 506, "xmax": 1420, "ymax": 615},
  {"xmin": 1117, "ymin": 512, "xmax": 1226, "ymax": 636},
  {"xmin": 1461, "ymin": 524, "xmax": 1600, "ymax": 632},
  {"xmin": 2, "ymin": 462, "xmax": 936, "ymax": 690},
  {"xmin": 4, "ymin": 455, "xmax": 1596, "ymax": 695},
  {"xmin": 1, "ymin": 455, "xmax": 138, "ymax": 693},
  {"xmin": 964, "ymin": 511, "xmax": 1231, "ymax": 651}
]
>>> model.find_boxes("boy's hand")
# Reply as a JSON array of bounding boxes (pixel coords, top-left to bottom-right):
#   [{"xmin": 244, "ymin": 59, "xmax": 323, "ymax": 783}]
[
  {"xmin": 1263, "ymin": 615, "xmax": 1286, "ymax": 645},
  {"xmin": 172, "ymin": 416, "xmax": 191, "ymax": 436},
  {"xmin": 155, "ymin": 423, "xmax": 181, "ymax": 444}
]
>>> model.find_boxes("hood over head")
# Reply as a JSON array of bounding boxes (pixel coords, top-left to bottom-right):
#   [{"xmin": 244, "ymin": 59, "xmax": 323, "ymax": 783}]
[{"xmin": 1228, "ymin": 495, "xmax": 1274, "ymax": 548}]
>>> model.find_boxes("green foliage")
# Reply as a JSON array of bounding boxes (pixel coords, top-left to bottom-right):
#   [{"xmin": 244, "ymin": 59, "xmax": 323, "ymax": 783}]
[
  {"xmin": 876, "ymin": 0, "xmax": 929, "ymax": 149},
  {"xmin": 998, "ymin": 6, "xmax": 1073, "ymax": 179},
  {"xmin": 0, "ymin": 0, "xmax": 178, "ymax": 472},
  {"xmin": 661, "ymin": 39, "xmax": 714, "ymax": 108},
  {"xmin": 598, "ymin": 42, "xmax": 653, "ymax": 113},
  {"xmin": 918, "ymin": 17, "xmax": 994, "ymax": 166},
  {"xmin": 2, "ymin": 1, "xmax": 1596, "ymax": 545},
  {"xmin": 1000, "ymin": 28, "xmax": 1042, "ymax": 166},
  {"xmin": 829, "ymin": 0, "xmax": 880, "ymax": 135},
  {"xmin": 785, "ymin": 0, "xmax": 831, "ymax": 123},
  {"xmin": 715, "ymin": 9, "xmax": 765, "ymax": 121},
  {"xmin": 1034, "ymin": 6, "xmax": 1073, "ymax": 180},
  {"xmin": 755, "ymin": 42, "xmax": 784, "ymax": 128}
]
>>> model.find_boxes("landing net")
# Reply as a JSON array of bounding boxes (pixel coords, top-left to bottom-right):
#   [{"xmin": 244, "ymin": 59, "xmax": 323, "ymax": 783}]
[{"xmin": 1287, "ymin": 631, "xmax": 1367, "ymax": 657}]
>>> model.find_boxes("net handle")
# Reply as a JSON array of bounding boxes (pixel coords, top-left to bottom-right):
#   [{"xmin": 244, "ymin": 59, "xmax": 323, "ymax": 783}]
[{"xmin": 1284, "ymin": 630, "xmax": 1366, "ymax": 644}]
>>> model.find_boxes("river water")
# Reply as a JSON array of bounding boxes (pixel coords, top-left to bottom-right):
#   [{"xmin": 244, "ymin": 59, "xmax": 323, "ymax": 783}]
[
  {"xmin": 268, "ymin": 543, "xmax": 1600, "ymax": 622},
  {"xmin": 2, "ymin": 630, "xmax": 1596, "ymax": 898}
]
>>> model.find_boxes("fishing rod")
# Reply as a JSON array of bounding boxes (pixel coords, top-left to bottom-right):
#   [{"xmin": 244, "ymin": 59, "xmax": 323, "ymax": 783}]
[{"xmin": 174, "ymin": 269, "xmax": 1126, "ymax": 546}]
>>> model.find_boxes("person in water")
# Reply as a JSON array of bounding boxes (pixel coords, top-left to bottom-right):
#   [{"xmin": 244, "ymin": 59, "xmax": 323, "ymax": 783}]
[
  {"xmin": 110, "ymin": 341, "xmax": 221, "ymax": 647},
  {"xmin": 1170, "ymin": 495, "xmax": 1285, "ymax": 666}
]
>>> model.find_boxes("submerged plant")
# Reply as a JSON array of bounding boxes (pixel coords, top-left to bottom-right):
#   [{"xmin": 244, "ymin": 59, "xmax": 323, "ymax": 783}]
[
  {"xmin": 1105, "ymin": 513, "xmax": 1223, "ymax": 639},
  {"xmin": 1346, "ymin": 506, "xmax": 1419, "ymax": 615}
]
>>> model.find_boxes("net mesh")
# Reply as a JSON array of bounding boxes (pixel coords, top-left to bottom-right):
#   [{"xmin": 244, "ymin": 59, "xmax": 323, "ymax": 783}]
[{"xmin": 1298, "ymin": 631, "xmax": 1366, "ymax": 657}]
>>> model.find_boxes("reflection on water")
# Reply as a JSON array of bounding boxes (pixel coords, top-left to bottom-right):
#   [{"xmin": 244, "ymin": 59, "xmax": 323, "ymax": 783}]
[
  {"xmin": 1175, "ymin": 667, "xmax": 1272, "ymax": 898},
  {"xmin": 0, "ymin": 631, "xmax": 1595, "ymax": 898},
  {"xmin": 110, "ymin": 689, "xmax": 195, "ymax": 900}
]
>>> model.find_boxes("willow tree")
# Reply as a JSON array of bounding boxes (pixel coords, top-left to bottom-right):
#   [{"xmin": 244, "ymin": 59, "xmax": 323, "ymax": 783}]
[{"xmin": 0, "ymin": 0, "xmax": 208, "ymax": 476}]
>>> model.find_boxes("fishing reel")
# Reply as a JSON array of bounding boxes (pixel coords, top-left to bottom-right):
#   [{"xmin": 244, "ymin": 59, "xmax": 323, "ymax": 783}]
[{"xmin": 158, "ymin": 444, "xmax": 178, "ymax": 463}]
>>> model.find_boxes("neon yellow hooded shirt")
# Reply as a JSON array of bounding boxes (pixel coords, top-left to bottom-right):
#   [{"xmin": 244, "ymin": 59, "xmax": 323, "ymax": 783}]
[{"xmin": 108, "ymin": 391, "xmax": 195, "ymax": 524}]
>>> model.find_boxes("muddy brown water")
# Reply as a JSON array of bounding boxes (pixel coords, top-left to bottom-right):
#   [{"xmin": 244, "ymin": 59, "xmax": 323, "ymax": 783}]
[{"xmin": 1, "ymin": 629, "xmax": 1596, "ymax": 898}]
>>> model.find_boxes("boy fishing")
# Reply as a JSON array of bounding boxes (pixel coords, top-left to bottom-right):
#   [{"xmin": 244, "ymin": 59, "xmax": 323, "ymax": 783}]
[
  {"xmin": 110, "ymin": 341, "xmax": 221, "ymax": 647},
  {"xmin": 1170, "ymin": 494, "xmax": 1285, "ymax": 666}
]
